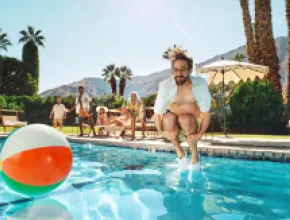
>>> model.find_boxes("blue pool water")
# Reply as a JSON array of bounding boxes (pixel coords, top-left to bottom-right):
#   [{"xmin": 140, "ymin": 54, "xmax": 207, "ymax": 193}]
[{"xmin": 0, "ymin": 141, "xmax": 290, "ymax": 219}]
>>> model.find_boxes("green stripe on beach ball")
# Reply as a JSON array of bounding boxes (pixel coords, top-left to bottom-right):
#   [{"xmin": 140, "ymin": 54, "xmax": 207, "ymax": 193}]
[{"xmin": 1, "ymin": 171, "xmax": 64, "ymax": 196}]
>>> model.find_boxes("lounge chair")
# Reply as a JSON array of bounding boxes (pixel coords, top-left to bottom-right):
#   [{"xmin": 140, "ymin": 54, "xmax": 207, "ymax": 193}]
[
  {"xmin": 0, "ymin": 109, "xmax": 27, "ymax": 133},
  {"xmin": 122, "ymin": 109, "xmax": 158, "ymax": 138}
]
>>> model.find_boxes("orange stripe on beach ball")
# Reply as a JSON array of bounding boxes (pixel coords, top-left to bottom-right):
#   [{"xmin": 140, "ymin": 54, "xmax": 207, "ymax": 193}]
[{"xmin": 3, "ymin": 146, "xmax": 72, "ymax": 186}]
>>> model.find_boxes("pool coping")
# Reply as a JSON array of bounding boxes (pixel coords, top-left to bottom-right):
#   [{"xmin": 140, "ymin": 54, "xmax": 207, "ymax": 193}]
[
  {"xmin": 65, "ymin": 135, "xmax": 290, "ymax": 163},
  {"xmin": 2, "ymin": 133, "xmax": 290, "ymax": 162}
]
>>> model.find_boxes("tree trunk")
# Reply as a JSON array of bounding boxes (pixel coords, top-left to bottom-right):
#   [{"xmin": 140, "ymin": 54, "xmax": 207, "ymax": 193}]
[
  {"xmin": 22, "ymin": 41, "xmax": 39, "ymax": 95},
  {"xmin": 119, "ymin": 77, "xmax": 126, "ymax": 97},
  {"xmin": 286, "ymin": 0, "xmax": 290, "ymax": 103},
  {"xmin": 239, "ymin": 0, "xmax": 262, "ymax": 64},
  {"xmin": 255, "ymin": 0, "xmax": 282, "ymax": 94},
  {"xmin": 0, "ymin": 55, "xmax": 3, "ymax": 94},
  {"xmin": 111, "ymin": 76, "xmax": 117, "ymax": 95}
]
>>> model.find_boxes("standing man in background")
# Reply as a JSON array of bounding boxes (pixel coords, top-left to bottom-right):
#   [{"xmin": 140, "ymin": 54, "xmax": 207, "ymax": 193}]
[
  {"xmin": 70, "ymin": 86, "xmax": 97, "ymax": 136},
  {"xmin": 50, "ymin": 97, "xmax": 68, "ymax": 132}
]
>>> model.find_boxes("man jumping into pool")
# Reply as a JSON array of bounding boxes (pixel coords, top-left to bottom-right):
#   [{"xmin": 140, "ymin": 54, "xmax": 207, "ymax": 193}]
[{"xmin": 154, "ymin": 46, "xmax": 211, "ymax": 173}]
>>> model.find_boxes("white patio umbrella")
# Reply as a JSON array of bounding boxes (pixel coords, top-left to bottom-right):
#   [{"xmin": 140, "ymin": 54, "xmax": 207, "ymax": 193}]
[
  {"xmin": 198, "ymin": 60, "xmax": 268, "ymax": 85},
  {"xmin": 198, "ymin": 59, "xmax": 269, "ymax": 137}
]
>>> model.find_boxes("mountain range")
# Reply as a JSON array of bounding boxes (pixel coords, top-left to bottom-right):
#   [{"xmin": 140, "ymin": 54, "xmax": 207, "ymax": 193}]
[{"xmin": 40, "ymin": 36, "xmax": 288, "ymax": 98}]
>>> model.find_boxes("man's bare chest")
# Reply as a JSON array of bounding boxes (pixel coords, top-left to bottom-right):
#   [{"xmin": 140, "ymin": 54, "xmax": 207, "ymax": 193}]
[{"xmin": 171, "ymin": 85, "xmax": 196, "ymax": 104}]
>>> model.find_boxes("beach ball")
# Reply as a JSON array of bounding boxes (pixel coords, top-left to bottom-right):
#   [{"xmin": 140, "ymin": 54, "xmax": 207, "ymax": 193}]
[{"xmin": 0, "ymin": 124, "xmax": 73, "ymax": 196}]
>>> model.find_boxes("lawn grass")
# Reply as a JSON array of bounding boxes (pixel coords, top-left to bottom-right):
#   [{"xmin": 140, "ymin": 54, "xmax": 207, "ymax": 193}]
[{"xmin": 1, "ymin": 126, "xmax": 290, "ymax": 139}]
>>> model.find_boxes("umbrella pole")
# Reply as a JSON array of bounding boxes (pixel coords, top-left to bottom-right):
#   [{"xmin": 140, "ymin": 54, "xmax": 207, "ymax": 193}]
[{"xmin": 222, "ymin": 69, "xmax": 228, "ymax": 137}]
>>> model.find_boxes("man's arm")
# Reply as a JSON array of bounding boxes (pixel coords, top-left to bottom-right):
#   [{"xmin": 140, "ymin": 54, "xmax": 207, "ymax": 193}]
[
  {"xmin": 63, "ymin": 106, "xmax": 67, "ymax": 119},
  {"xmin": 78, "ymin": 95, "xmax": 83, "ymax": 109},
  {"xmin": 196, "ymin": 112, "xmax": 211, "ymax": 138},
  {"xmin": 49, "ymin": 106, "xmax": 54, "ymax": 119},
  {"xmin": 153, "ymin": 81, "xmax": 168, "ymax": 133},
  {"xmin": 154, "ymin": 114, "xmax": 163, "ymax": 133},
  {"xmin": 189, "ymin": 78, "xmax": 212, "ymax": 140}
]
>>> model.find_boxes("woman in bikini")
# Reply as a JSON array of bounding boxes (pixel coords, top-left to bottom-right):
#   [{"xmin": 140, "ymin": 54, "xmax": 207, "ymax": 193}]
[
  {"xmin": 96, "ymin": 106, "xmax": 109, "ymax": 135},
  {"xmin": 127, "ymin": 92, "xmax": 146, "ymax": 139}
]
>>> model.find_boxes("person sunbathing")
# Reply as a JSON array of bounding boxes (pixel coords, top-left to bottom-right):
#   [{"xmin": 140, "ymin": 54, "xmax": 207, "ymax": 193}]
[
  {"xmin": 107, "ymin": 106, "xmax": 131, "ymax": 137},
  {"xmin": 96, "ymin": 106, "xmax": 109, "ymax": 136}
]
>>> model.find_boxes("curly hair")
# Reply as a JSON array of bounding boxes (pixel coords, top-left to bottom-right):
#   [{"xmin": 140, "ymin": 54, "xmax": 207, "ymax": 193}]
[{"xmin": 168, "ymin": 46, "xmax": 193, "ymax": 70}]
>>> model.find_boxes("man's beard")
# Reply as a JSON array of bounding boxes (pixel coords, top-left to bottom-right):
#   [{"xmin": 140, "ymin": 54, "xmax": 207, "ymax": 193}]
[{"xmin": 174, "ymin": 75, "xmax": 190, "ymax": 85}]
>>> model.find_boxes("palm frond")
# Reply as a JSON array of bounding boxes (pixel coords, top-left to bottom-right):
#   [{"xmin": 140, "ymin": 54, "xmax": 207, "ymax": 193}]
[
  {"xmin": 37, "ymin": 36, "xmax": 45, "ymax": 41},
  {"xmin": 102, "ymin": 68, "xmax": 109, "ymax": 74},
  {"xmin": 19, "ymin": 30, "xmax": 29, "ymax": 39},
  {"xmin": 0, "ymin": 33, "xmax": 8, "ymax": 41},
  {"xmin": 127, "ymin": 69, "xmax": 133, "ymax": 76},
  {"xmin": 107, "ymin": 64, "xmax": 115, "ymax": 72},
  {"xmin": 115, "ymin": 68, "xmax": 121, "ymax": 78},
  {"xmin": 0, "ymin": 45, "xmax": 7, "ymax": 51},
  {"xmin": 35, "ymin": 30, "xmax": 42, "ymax": 36},
  {"xmin": 0, "ymin": 39, "xmax": 11, "ymax": 45},
  {"xmin": 120, "ymin": 66, "xmax": 127, "ymax": 73},
  {"xmin": 36, "ymin": 39, "xmax": 45, "ymax": 47},
  {"xmin": 2, "ymin": 42, "xmax": 12, "ymax": 48},
  {"xmin": 18, "ymin": 37, "xmax": 28, "ymax": 43},
  {"xmin": 28, "ymin": 26, "xmax": 35, "ymax": 37}
]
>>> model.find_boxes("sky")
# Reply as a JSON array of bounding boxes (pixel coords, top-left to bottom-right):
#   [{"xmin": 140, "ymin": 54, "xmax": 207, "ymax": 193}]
[{"xmin": 0, "ymin": 0, "xmax": 287, "ymax": 93}]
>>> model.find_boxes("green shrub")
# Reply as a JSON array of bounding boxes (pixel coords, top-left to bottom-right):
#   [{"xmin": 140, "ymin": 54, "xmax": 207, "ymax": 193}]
[{"xmin": 228, "ymin": 79, "xmax": 286, "ymax": 134}]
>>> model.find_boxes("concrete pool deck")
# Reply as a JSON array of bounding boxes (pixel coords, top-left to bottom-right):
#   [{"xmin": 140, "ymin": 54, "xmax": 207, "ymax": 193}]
[
  {"xmin": 66, "ymin": 135, "xmax": 290, "ymax": 162},
  {"xmin": 1, "ymin": 133, "xmax": 290, "ymax": 162}
]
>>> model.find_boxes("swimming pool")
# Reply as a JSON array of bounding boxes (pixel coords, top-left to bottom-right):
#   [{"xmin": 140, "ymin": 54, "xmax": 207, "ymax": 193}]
[{"xmin": 0, "ymin": 141, "xmax": 290, "ymax": 219}]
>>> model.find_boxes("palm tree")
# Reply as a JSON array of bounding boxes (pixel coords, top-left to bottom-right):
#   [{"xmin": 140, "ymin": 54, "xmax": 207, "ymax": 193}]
[
  {"xmin": 0, "ymin": 29, "xmax": 12, "ymax": 52},
  {"xmin": 239, "ymin": 0, "xmax": 262, "ymax": 65},
  {"xmin": 0, "ymin": 29, "xmax": 12, "ymax": 94},
  {"xmin": 233, "ymin": 53, "xmax": 246, "ymax": 62},
  {"xmin": 240, "ymin": 0, "xmax": 282, "ymax": 93},
  {"xmin": 255, "ymin": 0, "xmax": 281, "ymax": 93},
  {"xmin": 286, "ymin": 0, "xmax": 290, "ymax": 104},
  {"xmin": 102, "ymin": 64, "xmax": 119, "ymax": 95},
  {"xmin": 119, "ymin": 66, "xmax": 133, "ymax": 97},
  {"xmin": 19, "ymin": 25, "xmax": 45, "ymax": 95}
]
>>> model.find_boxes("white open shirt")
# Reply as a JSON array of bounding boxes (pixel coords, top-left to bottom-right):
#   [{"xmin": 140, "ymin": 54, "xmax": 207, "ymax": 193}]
[
  {"xmin": 75, "ymin": 93, "xmax": 92, "ymax": 114},
  {"xmin": 154, "ymin": 76, "xmax": 211, "ymax": 114}
]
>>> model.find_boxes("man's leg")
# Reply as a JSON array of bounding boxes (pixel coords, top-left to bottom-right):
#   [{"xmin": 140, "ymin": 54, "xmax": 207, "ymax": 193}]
[
  {"xmin": 79, "ymin": 117, "xmax": 84, "ymax": 136},
  {"xmin": 162, "ymin": 112, "xmax": 185, "ymax": 159},
  {"xmin": 52, "ymin": 119, "xmax": 57, "ymax": 129},
  {"xmin": 177, "ymin": 114, "xmax": 198, "ymax": 164},
  {"xmin": 58, "ymin": 120, "xmax": 63, "ymax": 133},
  {"xmin": 88, "ymin": 115, "xmax": 97, "ymax": 136}
]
